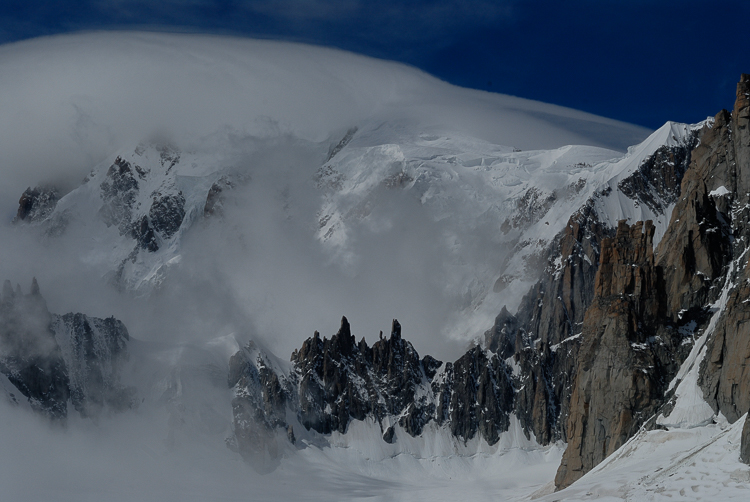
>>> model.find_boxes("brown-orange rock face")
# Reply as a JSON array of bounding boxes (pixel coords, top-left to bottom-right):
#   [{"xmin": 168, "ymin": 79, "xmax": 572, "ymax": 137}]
[{"xmin": 555, "ymin": 220, "xmax": 688, "ymax": 489}]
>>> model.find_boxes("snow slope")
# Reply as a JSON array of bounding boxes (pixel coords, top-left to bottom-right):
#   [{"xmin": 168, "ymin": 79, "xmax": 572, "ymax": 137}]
[
  {"xmin": 0, "ymin": 384, "xmax": 564, "ymax": 502},
  {"xmin": 46, "ymin": 142, "xmax": 227, "ymax": 293},
  {"xmin": 536, "ymin": 417, "xmax": 750, "ymax": 502}
]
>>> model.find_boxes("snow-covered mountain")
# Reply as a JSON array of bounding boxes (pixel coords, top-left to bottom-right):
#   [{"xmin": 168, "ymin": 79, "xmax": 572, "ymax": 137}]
[
  {"xmin": 4, "ymin": 31, "xmax": 750, "ymax": 502},
  {"xmin": 0, "ymin": 32, "xmax": 652, "ymax": 359},
  {"xmin": 22, "ymin": 142, "xmax": 229, "ymax": 293},
  {"xmin": 13, "ymin": 117, "xmax": 699, "ymax": 349}
]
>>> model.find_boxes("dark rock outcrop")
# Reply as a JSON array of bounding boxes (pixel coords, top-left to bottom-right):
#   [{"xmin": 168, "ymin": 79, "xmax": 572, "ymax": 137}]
[
  {"xmin": 701, "ymin": 264, "xmax": 750, "ymax": 423},
  {"xmin": 617, "ymin": 137, "xmax": 698, "ymax": 214},
  {"xmin": 14, "ymin": 186, "xmax": 59, "ymax": 224},
  {"xmin": 433, "ymin": 344, "xmax": 514, "ymax": 444},
  {"xmin": 741, "ymin": 414, "xmax": 750, "ymax": 464},
  {"xmin": 503, "ymin": 187, "xmax": 557, "ymax": 231},
  {"xmin": 228, "ymin": 340, "xmax": 296, "ymax": 471},
  {"xmin": 149, "ymin": 192, "xmax": 186, "ymax": 239},
  {"xmin": 204, "ymin": 177, "xmax": 234, "ymax": 217},
  {"xmin": 292, "ymin": 317, "xmax": 435, "ymax": 436},
  {"xmin": 0, "ymin": 279, "xmax": 135, "ymax": 420},
  {"xmin": 51, "ymin": 313, "xmax": 135, "ymax": 417},
  {"xmin": 121, "ymin": 190, "xmax": 186, "ymax": 253},
  {"xmin": 229, "ymin": 317, "xmax": 517, "ymax": 462},
  {"xmin": 131, "ymin": 215, "xmax": 159, "ymax": 252},
  {"xmin": 100, "ymin": 156, "xmax": 140, "ymax": 234},
  {"xmin": 326, "ymin": 127, "xmax": 358, "ymax": 162}
]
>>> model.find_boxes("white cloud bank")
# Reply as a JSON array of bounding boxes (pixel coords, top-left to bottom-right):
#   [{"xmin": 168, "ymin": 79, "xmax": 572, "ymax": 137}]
[{"xmin": 0, "ymin": 31, "xmax": 648, "ymax": 212}]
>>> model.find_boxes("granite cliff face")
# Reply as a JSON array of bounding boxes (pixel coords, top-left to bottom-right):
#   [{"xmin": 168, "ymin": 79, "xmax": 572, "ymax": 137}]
[
  {"xmin": 553, "ymin": 74, "xmax": 750, "ymax": 488},
  {"xmin": 489, "ymin": 202, "xmax": 610, "ymax": 446},
  {"xmin": 555, "ymin": 221, "xmax": 696, "ymax": 488},
  {"xmin": 695, "ymin": 75, "xmax": 750, "ymax": 456}
]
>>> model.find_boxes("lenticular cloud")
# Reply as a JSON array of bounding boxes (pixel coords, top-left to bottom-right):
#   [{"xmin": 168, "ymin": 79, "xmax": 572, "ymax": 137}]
[{"xmin": 0, "ymin": 31, "xmax": 647, "ymax": 208}]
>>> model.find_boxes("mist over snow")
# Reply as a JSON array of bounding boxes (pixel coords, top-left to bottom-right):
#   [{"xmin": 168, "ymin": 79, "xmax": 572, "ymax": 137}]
[{"xmin": 0, "ymin": 392, "xmax": 566, "ymax": 502}]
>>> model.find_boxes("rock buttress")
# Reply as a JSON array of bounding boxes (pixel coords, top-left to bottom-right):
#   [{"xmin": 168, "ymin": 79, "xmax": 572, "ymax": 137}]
[
  {"xmin": 695, "ymin": 75, "xmax": 750, "ymax": 427},
  {"xmin": 555, "ymin": 221, "xmax": 687, "ymax": 489}
]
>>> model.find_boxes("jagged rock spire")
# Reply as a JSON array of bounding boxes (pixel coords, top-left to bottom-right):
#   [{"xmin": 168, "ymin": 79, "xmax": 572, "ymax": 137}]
[
  {"xmin": 339, "ymin": 316, "xmax": 351, "ymax": 335},
  {"xmin": 30, "ymin": 277, "xmax": 40, "ymax": 296},
  {"xmin": 390, "ymin": 319, "xmax": 401, "ymax": 340},
  {"xmin": 334, "ymin": 315, "xmax": 356, "ymax": 355},
  {"xmin": 13, "ymin": 186, "xmax": 59, "ymax": 224},
  {"xmin": 2, "ymin": 279, "xmax": 14, "ymax": 302}
]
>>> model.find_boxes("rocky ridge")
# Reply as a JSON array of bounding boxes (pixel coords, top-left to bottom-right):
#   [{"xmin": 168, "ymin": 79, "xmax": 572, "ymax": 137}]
[
  {"xmin": 14, "ymin": 141, "xmax": 233, "ymax": 292},
  {"xmin": 229, "ymin": 317, "xmax": 515, "ymax": 464},
  {"xmin": 553, "ymin": 74, "xmax": 750, "ymax": 488}
]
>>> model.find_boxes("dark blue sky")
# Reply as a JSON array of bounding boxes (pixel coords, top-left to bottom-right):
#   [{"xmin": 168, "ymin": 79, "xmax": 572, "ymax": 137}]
[{"xmin": 1, "ymin": 0, "xmax": 748, "ymax": 129}]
